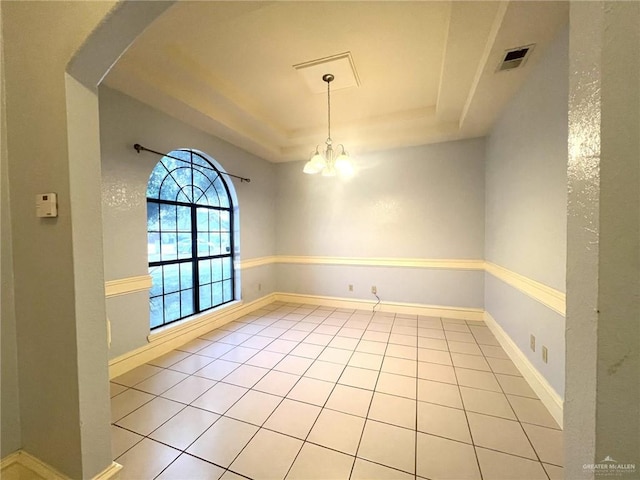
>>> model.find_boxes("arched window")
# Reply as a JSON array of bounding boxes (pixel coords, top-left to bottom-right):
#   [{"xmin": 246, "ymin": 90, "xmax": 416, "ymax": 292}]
[{"xmin": 147, "ymin": 149, "xmax": 235, "ymax": 329}]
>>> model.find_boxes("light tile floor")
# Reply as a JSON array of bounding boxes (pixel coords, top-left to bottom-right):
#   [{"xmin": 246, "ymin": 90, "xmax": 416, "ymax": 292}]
[{"xmin": 111, "ymin": 302, "xmax": 563, "ymax": 480}]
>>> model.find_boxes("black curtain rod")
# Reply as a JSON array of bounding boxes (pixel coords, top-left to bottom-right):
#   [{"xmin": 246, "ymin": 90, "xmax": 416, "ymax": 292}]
[{"xmin": 133, "ymin": 144, "xmax": 251, "ymax": 183}]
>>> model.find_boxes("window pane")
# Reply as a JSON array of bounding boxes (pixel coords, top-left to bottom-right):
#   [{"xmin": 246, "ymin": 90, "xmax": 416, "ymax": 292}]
[
  {"xmin": 208, "ymin": 210, "xmax": 220, "ymax": 231},
  {"xmin": 214, "ymin": 179, "xmax": 230, "ymax": 208},
  {"xmin": 172, "ymin": 167, "xmax": 193, "ymax": 202},
  {"xmin": 196, "ymin": 208, "xmax": 209, "ymax": 231},
  {"xmin": 160, "ymin": 203, "xmax": 176, "ymax": 230},
  {"xmin": 223, "ymin": 256, "xmax": 233, "ymax": 280},
  {"xmin": 199, "ymin": 259, "xmax": 211, "ymax": 285},
  {"xmin": 160, "ymin": 233, "xmax": 177, "ymax": 261},
  {"xmin": 158, "ymin": 165, "xmax": 181, "ymax": 201},
  {"xmin": 200, "ymin": 285, "xmax": 212, "ymax": 310},
  {"xmin": 223, "ymin": 279, "xmax": 233, "ymax": 302},
  {"xmin": 149, "ymin": 266, "xmax": 163, "ymax": 296},
  {"xmin": 212, "ymin": 281, "xmax": 223, "ymax": 306},
  {"xmin": 220, "ymin": 233, "xmax": 231, "ymax": 255},
  {"xmin": 148, "ymin": 232, "xmax": 161, "ymax": 263},
  {"xmin": 180, "ymin": 263, "xmax": 193, "ymax": 290},
  {"xmin": 181, "ymin": 289, "xmax": 194, "ymax": 317},
  {"xmin": 177, "ymin": 233, "xmax": 192, "ymax": 259},
  {"xmin": 150, "ymin": 297, "xmax": 164, "ymax": 328},
  {"xmin": 220, "ymin": 211, "xmax": 230, "ymax": 232},
  {"xmin": 177, "ymin": 206, "xmax": 191, "ymax": 231},
  {"xmin": 197, "ymin": 233, "xmax": 210, "ymax": 257},
  {"xmin": 163, "ymin": 264, "xmax": 180, "ymax": 293},
  {"xmin": 147, "ymin": 202, "xmax": 159, "ymax": 231},
  {"xmin": 212, "ymin": 258, "xmax": 223, "ymax": 282},
  {"xmin": 164, "ymin": 292, "xmax": 181, "ymax": 323}
]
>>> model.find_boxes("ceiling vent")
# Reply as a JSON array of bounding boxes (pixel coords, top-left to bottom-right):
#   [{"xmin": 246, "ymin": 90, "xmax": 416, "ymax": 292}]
[{"xmin": 497, "ymin": 44, "xmax": 535, "ymax": 72}]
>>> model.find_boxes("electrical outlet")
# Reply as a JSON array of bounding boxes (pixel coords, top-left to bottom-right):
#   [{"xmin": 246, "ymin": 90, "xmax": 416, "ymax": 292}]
[
  {"xmin": 348, "ymin": 284, "xmax": 353, "ymax": 292},
  {"xmin": 371, "ymin": 286, "xmax": 377, "ymax": 295},
  {"xmin": 542, "ymin": 346, "xmax": 548, "ymax": 363},
  {"xmin": 530, "ymin": 334, "xmax": 536, "ymax": 352}
]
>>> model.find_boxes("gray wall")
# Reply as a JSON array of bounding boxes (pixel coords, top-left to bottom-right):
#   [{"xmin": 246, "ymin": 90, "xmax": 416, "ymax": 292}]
[
  {"xmin": 99, "ymin": 87, "xmax": 277, "ymax": 358},
  {"xmin": 485, "ymin": 27, "xmax": 568, "ymax": 396},
  {"xmin": 275, "ymin": 139, "xmax": 486, "ymax": 308},
  {"xmin": 1, "ymin": 0, "xmax": 22, "ymax": 454}
]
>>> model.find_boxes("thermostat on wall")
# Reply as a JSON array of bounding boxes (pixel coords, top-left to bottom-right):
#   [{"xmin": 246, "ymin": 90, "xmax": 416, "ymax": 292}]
[{"xmin": 36, "ymin": 193, "xmax": 58, "ymax": 218}]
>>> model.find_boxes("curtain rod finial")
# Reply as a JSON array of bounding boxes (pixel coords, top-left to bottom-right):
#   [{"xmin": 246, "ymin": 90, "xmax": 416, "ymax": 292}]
[{"xmin": 134, "ymin": 144, "xmax": 143, "ymax": 153}]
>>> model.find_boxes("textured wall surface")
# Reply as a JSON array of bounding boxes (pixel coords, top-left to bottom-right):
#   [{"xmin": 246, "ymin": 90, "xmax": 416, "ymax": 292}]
[
  {"xmin": 99, "ymin": 87, "xmax": 277, "ymax": 358},
  {"xmin": 484, "ymin": 26, "xmax": 568, "ymax": 399}
]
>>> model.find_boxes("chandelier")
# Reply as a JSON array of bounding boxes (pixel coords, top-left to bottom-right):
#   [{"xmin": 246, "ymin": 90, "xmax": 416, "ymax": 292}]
[{"xmin": 303, "ymin": 74, "xmax": 353, "ymax": 177}]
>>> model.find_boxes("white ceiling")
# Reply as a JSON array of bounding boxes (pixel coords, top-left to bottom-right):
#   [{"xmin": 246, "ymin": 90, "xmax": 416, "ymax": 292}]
[{"xmin": 104, "ymin": 1, "xmax": 569, "ymax": 163}]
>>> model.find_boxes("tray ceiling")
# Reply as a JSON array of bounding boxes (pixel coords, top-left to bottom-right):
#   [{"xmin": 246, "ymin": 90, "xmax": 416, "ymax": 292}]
[{"xmin": 104, "ymin": 1, "xmax": 568, "ymax": 163}]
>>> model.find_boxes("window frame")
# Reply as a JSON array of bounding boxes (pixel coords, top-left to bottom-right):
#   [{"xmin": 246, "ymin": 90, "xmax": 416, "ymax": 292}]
[{"xmin": 146, "ymin": 149, "xmax": 235, "ymax": 330}]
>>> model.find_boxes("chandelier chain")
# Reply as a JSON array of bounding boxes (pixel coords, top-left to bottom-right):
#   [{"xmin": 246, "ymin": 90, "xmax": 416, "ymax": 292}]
[{"xmin": 327, "ymin": 78, "xmax": 331, "ymax": 143}]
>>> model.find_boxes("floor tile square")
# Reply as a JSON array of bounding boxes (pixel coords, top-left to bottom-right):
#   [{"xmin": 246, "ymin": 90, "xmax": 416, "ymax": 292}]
[
  {"xmin": 467, "ymin": 411, "xmax": 536, "ymax": 458},
  {"xmin": 418, "ymin": 328, "xmax": 446, "ymax": 340},
  {"xmin": 447, "ymin": 340, "xmax": 483, "ymax": 356},
  {"xmin": 487, "ymin": 357, "xmax": 522, "ymax": 375},
  {"xmin": 308, "ymin": 408, "xmax": 365, "ymax": 455},
  {"xmin": 368, "ymin": 392, "xmax": 416, "ymax": 429},
  {"xmin": 111, "ymin": 425, "xmax": 143, "ymax": 459},
  {"xmin": 286, "ymin": 443, "xmax": 355, "ymax": 480},
  {"xmin": 418, "ymin": 348, "xmax": 452, "ymax": 366},
  {"xmin": 290, "ymin": 342, "xmax": 324, "ymax": 359},
  {"xmin": 362, "ymin": 330, "xmax": 390, "ymax": 342},
  {"xmin": 495, "ymin": 374, "xmax": 537, "ymax": 398},
  {"xmin": 112, "ymin": 364, "xmax": 163, "ymax": 387},
  {"xmin": 417, "ymin": 401, "xmax": 471, "ymax": 443},
  {"xmin": 416, "ymin": 432, "xmax": 480, "ymax": 480},
  {"xmin": 356, "ymin": 340, "xmax": 387, "ymax": 355},
  {"xmin": 381, "ymin": 357, "xmax": 416, "ymax": 376},
  {"xmin": 279, "ymin": 329, "xmax": 309, "ymax": 342},
  {"xmin": 156, "ymin": 453, "xmax": 225, "ymax": 480},
  {"xmin": 329, "ymin": 336, "xmax": 359, "ymax": 350},
  {"xmin": 109, "ymin": 382, "xmax": 128, "ymax": 398},
  {"xmin": 258, "ymin": 326, "xmax": 288, "ymax": 338},
  {"xmin": 543, "ymin": 463, "xmax": 564, "ymax": 480},
  {"xmin": 392, "ymin": 325, "xmax": 417, "ymax": 335},
  {"xmin": 351, "ymin": 458, "xmax": 414, "ymax": 480},
  {"xmin": 385, "ymin": 344, "xmax": 417, "ymax": 360},
  {"xmin": 177, "ymin": 338, "xmax": 213, "ymax": 354},
  {"xmin": 274, "ymin": 355, "xmax": 314, "ymax": 375},
  {"xmin": 197, "ymin": 342, "xmax": 236, "ymax": 359},
  {"xmin": 480, "ymin": 344, "xmax": 510, "ymax": 359},
  {"xmin": 522, "ymin": 422, "xmax": 564, "ymax": 466},
  {"xmin": 221, "ymin": 346, "xmax": 259, "ymax": 363},
  {"xmin": 325, "ymin": 384, "xmax": 373, "ymax": 417},
  {"xmin": 508, "ymin": 395, "xmax": 560, "ymax": 428},
  {"xmin": 305, "ymin": 332, "xmax": 334, "ymax": 346},
  {"xmin": 263, "ymin": 399, "xmax": 321, "ymax": 439},
  {"xmin": 116, "ymin": 438, "xmax": 180, "ymax": 480},
  {"xmin": 417, "ymin": 378, "xmax": 463, "ymax": 409},
  {"xmin": 230, "ymin": 429, "xmax": 302, "ymax": 480},
  {"xmin": 357, "ymin": 420, "xmax": 415, "ymax": 474},
  {"xmin": 236, "ymin": 323, "xmax": 267, "ymax": 335},
  {"xmin": 147, "ymin": 350, "xmax": 191, "ymax": 368},
  {"xmin": 455, "ymin": 367, "xmax": 501, "ymax": 392},
  {"xmin": 389, "ymin": 333, "xmax": 417, "ymax": 347},
  {"xmin": 192, "ymin": 382, "xmax": 248, "ymax": 414},
  {"xmin": 337, "ymin": 327, "xmax": 365, "ymax": 339},
  {"xmin": 451, "ymin": 352, "xmax": 491, "ymax": 371},
  {"xmin": 187, "ymin": 416, "xmax": 258, "ymax": 467},
  {"xmin": 338, "ymin": 366, "xmax": 379, "ymax": 390},
  {"xmin": 265, "ymin": 338, "xmax": 299, "ymax": 354},
  {"xmin": 287, "ymin": 376, "xmax": 335, "ymax": 406},
  {"xmin": 291, "ymin": 321, "xmax": 317, "ymax": 332},
  {"xmin": 116, "ymin": 397, "xmax": 184, "ymax": 436},
  {"xmin": 349, "ymin": 352, "xmax": 384, "ymax": 370},
  {"xmin": 195, "ymin": 359, "xmax": 240, "ymax": 381},
  {"xmin": 219, "ymin": 332, "xmax": 254, "ymax": 346},
  {"xmin": 110, "ymin": 389, "xmax": 155, "ymax": 422},
  {"xmin": 459, "ymin": 387, "xmax": 516, "ymax": 419},
  {"xmin": 245, "ymin": 350, "xmax": 285, "ymax": 369},
  {"xmin": 240, "ymin": 335, "xmax": 274, "ymax": 350},
  {"xmin": 304, "ymin": 360, "xmax": 345, "ymax": 382},
  {"xmin": 167, "ymin": 354, "xmax": 215, "ymax": 375},
  {"xmin": 222, "ymin": 364, "xmax": 270, "ymax": 388},
  {"xmin": 443, "ymin": 322, "xmax": 471, "ymax": 332},
  {"xmin": 253, "ymin": 370, "xmax": 300, "ymax": 397},
  {"xmin": 417, "ymin": 362, "xmax": 457, "ymax": 384},
  {"xmin": 200, "ymin": 329, "xmax": 232, "ymax": 342},
  {"xmin": 418, "ymin": 337, "xmax": 448, "ymax": 351},
  {"xmin": 313, "ymin": 324, "xmax": 340, "ymax": 335},
  {"xmin": 226, "ymin": 390, "xmax": 282, "ymax": 426},
  {"xmin": 149, "ymin": 405, "xmax": 220, "ymax": 450},
  {"xmin": 317, "ymin": 347, "xmax": 352, "ymax": 365},
  {"xmin": 375, "ymin": 372, "xmax": 416, "ymax": 399},
  {"xmin": 476, "ymin": 447, "xmax": 548, "ymax": 479},
  {"xmin": 444, "ymin": 331, "xmax": 476, "ymax": 344}
]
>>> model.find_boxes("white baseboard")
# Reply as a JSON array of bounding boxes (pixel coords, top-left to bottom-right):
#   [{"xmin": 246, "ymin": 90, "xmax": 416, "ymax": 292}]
[
  {"xmin": 0, "ymin": 451, "xmax": 121, "ymax": 480},
  {"xmin": 483, "ymin": 311, "xmax": 564, "ymax": 428},
  {"xmin": 274, "ymin": 292, "xmax": 484, "ymax": 321},
  {"xmin": 108, "ymin": 294, "xmax": 276, "ymax": 378}
]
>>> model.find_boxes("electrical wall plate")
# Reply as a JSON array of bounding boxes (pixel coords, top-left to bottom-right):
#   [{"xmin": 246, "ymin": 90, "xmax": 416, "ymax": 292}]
[{"xmin": 36, "ymin": 193, "xmax": 58, "ymax": 218}]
